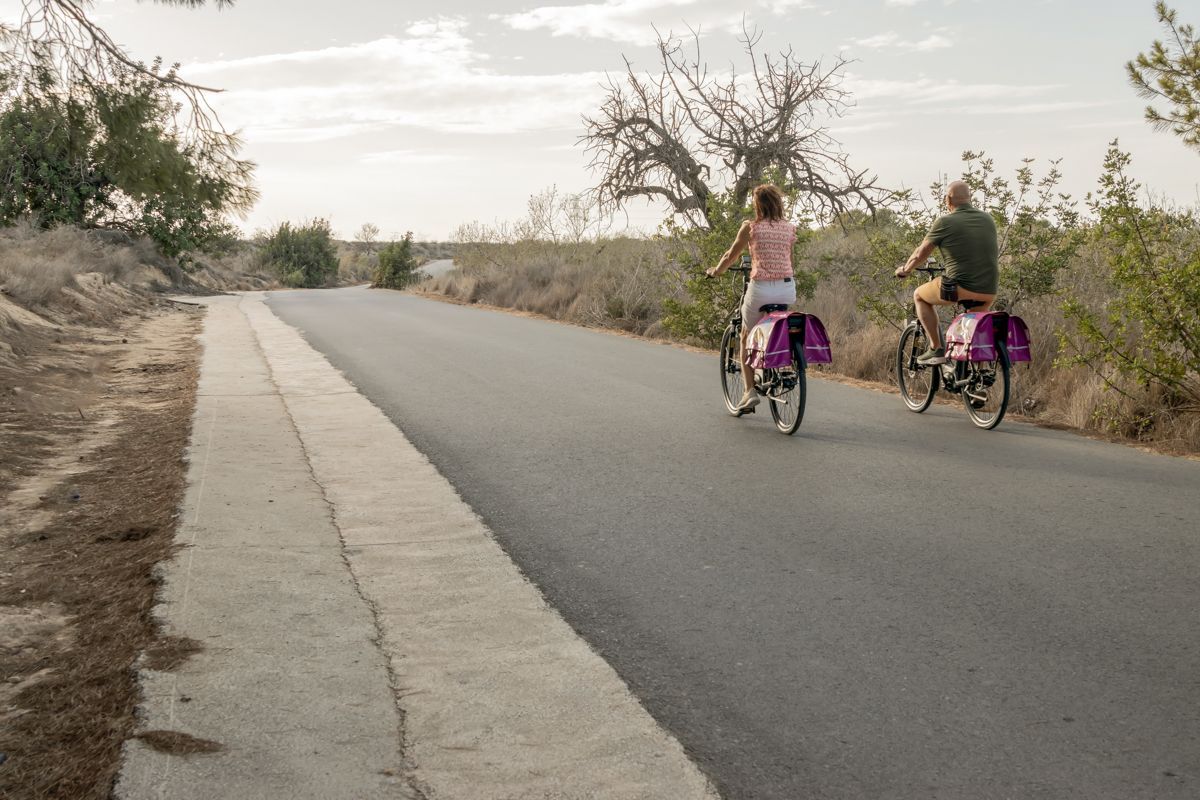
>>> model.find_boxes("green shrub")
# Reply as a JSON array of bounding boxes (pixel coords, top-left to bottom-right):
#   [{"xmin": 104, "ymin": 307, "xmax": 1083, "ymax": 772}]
[
  {"xmin": 373, "ymin": 233, "xmax": 420, "ymax": 289},
  {"xmin": 0, "ymin": 62, "xmax": 254, "ymax": 263},
  {"xmin": 1060, "ymin": 142, "xmax": 1200, "ymax": 419},
  {"xmin": 256, "ymin": 219, "xmax": 338, "ymax": 288}
]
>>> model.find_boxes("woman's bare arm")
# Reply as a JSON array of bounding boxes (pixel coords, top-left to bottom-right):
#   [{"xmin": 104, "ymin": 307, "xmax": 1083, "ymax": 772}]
[{"xmin": 706, "ymin": 222, "xmax": 752, "ymax": 277}]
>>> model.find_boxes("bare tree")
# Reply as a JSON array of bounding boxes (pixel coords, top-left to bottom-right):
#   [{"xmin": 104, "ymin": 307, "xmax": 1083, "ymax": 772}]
[
  {"xmin": 524, "ymin": 185, "xmax": 564, "ymax": 243},
  {"xmin": 582, "ymin": 26, "xmax": 885, "ymax": 229},
  {"xmin": 355, "ymin": 222, "xmax": 381, "ymax": 253}
]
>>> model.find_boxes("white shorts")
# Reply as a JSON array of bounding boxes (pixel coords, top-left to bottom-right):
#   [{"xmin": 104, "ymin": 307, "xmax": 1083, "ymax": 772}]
[{"xmin": 741, "ymin": 278, "xmax": 797, "ymax": 329}]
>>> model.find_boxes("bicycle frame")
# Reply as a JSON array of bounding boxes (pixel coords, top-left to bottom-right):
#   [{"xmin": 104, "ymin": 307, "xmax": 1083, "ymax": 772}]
[
  {"xmin": 897, "ymin": 263, "xmax": 1010, "ymax": 428},
  {"xmin": 723, "ymin": 263, "xmax": 796, "ymax": 392},
  {"xmin": 906, "ymin": 265, "xmax": 974, "ymax": 390},
  {"xmin": 715, "ymin": 258, "xmax": 809, "ymax": 433}
]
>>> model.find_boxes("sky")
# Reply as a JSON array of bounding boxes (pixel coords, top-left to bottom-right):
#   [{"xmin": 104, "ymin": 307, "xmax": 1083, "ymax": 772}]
[{"xmin": 16, "ymin": 0, "xmax": 1200, "ymax": 238}]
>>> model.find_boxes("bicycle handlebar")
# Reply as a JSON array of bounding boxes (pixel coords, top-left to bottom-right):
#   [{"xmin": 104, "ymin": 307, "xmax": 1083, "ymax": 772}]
[{"xmin": 898, "ymin": 262, "xmax": 943, "ymax": 280}]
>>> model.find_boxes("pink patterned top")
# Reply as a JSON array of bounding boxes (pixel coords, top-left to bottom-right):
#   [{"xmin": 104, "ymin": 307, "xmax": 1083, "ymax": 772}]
[{"xmin": 749, "ymin": 220, "xmax": 796, "ymax": 281}]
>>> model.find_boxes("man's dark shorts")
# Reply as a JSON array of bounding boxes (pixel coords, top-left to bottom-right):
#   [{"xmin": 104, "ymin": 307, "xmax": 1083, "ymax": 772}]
[{"xmin": 939, "ymin": 277, "xmax": 959, "ymax": 303}]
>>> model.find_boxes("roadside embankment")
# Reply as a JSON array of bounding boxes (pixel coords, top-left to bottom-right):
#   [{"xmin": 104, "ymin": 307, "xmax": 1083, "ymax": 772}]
[
  {"xmin": 0, "ymin": 224, "xmax": 274, "ymax": 798},
  {"xmin": 0, "ymin": 301, "xmax": 202, "ymax": 798}
]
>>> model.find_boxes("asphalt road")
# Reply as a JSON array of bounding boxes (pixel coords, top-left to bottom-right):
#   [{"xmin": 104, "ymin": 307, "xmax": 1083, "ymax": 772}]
[{"xmin": 268, "ymin": 286, "xmax": 1200, "ymax": 800}]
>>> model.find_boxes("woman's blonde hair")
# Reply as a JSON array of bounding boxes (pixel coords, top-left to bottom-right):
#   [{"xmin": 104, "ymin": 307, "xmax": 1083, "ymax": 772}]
[{"xmin": 752, "ymin": 184, "xmax": 786, "ymax": 222}]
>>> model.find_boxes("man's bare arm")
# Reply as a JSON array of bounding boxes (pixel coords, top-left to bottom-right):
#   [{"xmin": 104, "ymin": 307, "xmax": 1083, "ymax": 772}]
[{"xmin": 895, "ymin": 239, "xmax": 937, "ymax": 277}]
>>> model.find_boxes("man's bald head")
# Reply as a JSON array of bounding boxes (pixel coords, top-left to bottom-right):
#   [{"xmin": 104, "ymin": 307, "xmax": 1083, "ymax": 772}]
[{"xmin": 947, "ymin": 181, "xmax": 971, "ymax": 207}]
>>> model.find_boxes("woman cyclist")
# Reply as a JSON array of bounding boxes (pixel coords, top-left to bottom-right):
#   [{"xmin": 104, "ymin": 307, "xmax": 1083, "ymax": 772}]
[{"xmin": 705, "ymin": 184, "xmax": 797, "ymax": 411}]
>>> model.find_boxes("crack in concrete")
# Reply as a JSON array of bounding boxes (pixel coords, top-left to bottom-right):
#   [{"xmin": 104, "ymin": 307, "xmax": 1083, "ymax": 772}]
[{"xmin": 240, "ymin": 296, "xmax": 427, "ymax": 800}]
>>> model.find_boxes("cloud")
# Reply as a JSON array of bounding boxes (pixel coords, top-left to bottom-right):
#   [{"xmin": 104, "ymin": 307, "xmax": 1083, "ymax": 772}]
[
  {"xmin": 1064, "ymin": 119, "xmax": 1143, "ymax": 130},
  {"xmin": 836, "ymin": 120, "xmax": 899, "ymax": 134},
  {"xmin": 500, "ymin": 0, "xmax": 724, "ymax": 44},
  {"xmin": 846, "ymin": 75, "xmax": 1064, "ymax": 105},
  {"xmin": 498, "ymin": 0, "xmax": 813, "ymax": 44},
  {"xmin": 179, "ymin": 17, "xmax": 610, "ymax": 142},
  {"xmin": 360, "ymin": 150, "xmax": 460, "ymax": 165},
  {"xmin": 958, "ymin": 100, "xmax": 1114, "ymax": 116},
  {"xmin": 850, "ymin": 30, "xmax": 952, "ymax": 52},
  {"xmin": 885, "ymin": 0, "xmax": 926, "ymax": 6},
  {"xmin": 759, "ymin": 0, "xmax": 816, "ymax": 12}
]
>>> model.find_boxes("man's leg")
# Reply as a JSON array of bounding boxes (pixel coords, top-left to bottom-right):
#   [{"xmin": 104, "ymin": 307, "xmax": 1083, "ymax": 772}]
[
  {"xmin": 914, "ymin": 279, "xmax": 951, "ymax": 364},
  {"xmin": 914, "ymin": 281, "xmax": 945, "ymax": 347}
]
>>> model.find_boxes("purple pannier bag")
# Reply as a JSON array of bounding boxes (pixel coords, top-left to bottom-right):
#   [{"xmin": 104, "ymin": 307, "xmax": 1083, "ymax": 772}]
[
  {"xmin": 800, "ymin": 314, "xmax": 833, "ymax": 364},
  {"xmin": 1006, "ymin": 315, "xmax": 1032, "ymax": 362},
  {"xmin": 746, "ymin": 312, "xmax": 833, "ymax": 368},
  {"xmin": 945, "ymin": 311, "xmax": 1032, "ymax": 362}
]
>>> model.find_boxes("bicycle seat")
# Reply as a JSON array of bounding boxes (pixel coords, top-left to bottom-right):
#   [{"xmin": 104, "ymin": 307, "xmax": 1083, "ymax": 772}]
[
  {"xmin": 959, "ymin": 299, "xmax": 988, "ymax": 311},
  {"xmin": 758, "ymin": 303, "xmax": 789, "ymax": 313}
]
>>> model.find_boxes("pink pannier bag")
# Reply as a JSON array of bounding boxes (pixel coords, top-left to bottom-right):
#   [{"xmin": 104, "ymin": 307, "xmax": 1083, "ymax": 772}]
[
  {"xmin": 746, "ymin": 312, "xmax": 832, "ymax": 369},
  {"xmin": 944, "ymin": 311, "xmax": 1032, "ymax": 362}
]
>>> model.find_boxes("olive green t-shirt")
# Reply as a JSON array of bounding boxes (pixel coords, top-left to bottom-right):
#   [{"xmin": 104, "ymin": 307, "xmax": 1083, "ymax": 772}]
[{"xmin": 925, "ymin": 204, "xmax": 999, "ymax": 294}]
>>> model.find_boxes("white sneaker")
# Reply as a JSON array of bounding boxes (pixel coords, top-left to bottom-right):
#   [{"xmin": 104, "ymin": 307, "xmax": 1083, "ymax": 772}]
[{"xmin": 737, "ymin": 390, "xmax": 761, "ymax": 410}]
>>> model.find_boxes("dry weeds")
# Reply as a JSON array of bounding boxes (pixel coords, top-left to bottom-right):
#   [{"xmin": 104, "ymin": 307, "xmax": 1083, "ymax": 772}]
[
  {"xmin": 424, "ymin": 237, "xmax": 675, "ymax": 337},
  {"xmin": 135, "ymin": 730, "xmax": 223, "ymax": 756},
  {"xmin": 0, "ymin": 306, "xmax": 202, "ymax": 800}
]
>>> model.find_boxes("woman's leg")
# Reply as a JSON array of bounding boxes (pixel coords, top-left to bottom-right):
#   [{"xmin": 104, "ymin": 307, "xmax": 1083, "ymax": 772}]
[
  {"xmin": 737, "ymin": 286, "xmax": 764, "ymax": 407},
  {"xmin": 739, "ymin": 327, "xmax": 756, "ymax": 400}
]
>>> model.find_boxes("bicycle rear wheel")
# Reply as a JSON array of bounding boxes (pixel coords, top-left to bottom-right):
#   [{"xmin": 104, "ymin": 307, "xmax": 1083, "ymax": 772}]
[
  {"xmin": 719, "ymin": 325, "xmax": 747, "ymax": 416},
  {"xmin": 896, "ymin": 322, "xmax": 938, "ymax": 412},
  {"xmin": 963, "ymin": 343, "xmax": 1010, "ymax": 429},
  {"xmin": 767, "ymin": 343, "xmax": 806, "ymax": 435}
]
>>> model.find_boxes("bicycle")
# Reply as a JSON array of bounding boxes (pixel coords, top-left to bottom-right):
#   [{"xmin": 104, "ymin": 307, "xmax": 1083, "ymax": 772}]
[
  {"xmin": 895, "ymin": 263, "xmax": 1011, "ymax": 430},
  {"xmin": 716, "ymin": 257, "xmax": 808, "ymax": 435}
]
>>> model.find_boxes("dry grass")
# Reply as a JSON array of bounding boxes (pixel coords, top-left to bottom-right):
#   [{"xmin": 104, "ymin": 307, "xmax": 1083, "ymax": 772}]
[
  {"xmin": 0, "ymin": 223, "xmax": 143, "ymax": 308},
  {"xmin": 423, "ymin": 237, "xmax": 675, "ymax": 337},
  {"xmin": 135, "ymin": 730, "xmax": 223, "ymax": 756},
  {"xmin": 0, "ymin": 309, "xmax": 202, "ymax": 799},
  {"xmin": 0, "ymin": 222, "xmax": 277, "ymax": 316},
  {"xmin": 188, "ymin": 247, "xmax": 277, "ymax": 293}
]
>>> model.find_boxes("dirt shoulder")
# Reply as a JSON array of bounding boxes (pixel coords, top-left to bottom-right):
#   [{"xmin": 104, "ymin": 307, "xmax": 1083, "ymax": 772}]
[{"xmin": 0, "ymin": 300, "xmax": 202, "ymax": 799}]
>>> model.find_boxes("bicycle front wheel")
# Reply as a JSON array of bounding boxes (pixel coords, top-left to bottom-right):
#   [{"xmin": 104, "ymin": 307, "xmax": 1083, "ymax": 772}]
[
  {"xmin": 719, "ymin": 325, "xmax": 747, "ymax": 416},
  {"xmin": 896, "ymin": 322, "xmax": 938, "ymax": 412},
  {"xmin": 767, "ymin": 343, "xmax": 807, "ymax": 435},
  {"xmin": 963, "ymin": 343, "xmax": 1010, "ymax": 429}
]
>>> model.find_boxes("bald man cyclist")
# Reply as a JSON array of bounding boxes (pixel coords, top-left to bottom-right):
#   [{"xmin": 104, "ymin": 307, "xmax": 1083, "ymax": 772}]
[{"xmin": 894, "ymin": 180, "xmax": 999, "ymax": 364}]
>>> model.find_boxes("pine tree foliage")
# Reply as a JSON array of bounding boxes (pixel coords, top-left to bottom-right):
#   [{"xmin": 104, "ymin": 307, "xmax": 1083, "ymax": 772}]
[
  {"xmin": 0, "ymin": 0, "xmax": 255, "ymax": 258},
  {"xmin": 1127, "ymin": 2, "xmax": 1200, "ymax": 152}
]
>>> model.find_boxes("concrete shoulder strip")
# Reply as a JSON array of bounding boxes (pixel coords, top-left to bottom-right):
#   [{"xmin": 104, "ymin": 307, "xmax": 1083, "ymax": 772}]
[
  {"xmin": 116, "ymin": 295, "xmax": 413, "ymax": 799},
  {"xmin": 240, "ymin": 293, "xmax": 719, "ymax": 799}
]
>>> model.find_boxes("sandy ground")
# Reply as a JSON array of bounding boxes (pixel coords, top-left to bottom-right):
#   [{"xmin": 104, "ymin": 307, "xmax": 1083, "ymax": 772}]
[{"xmin": 0, "ymin": 301, "xmax": 202, "ymax": 799}]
